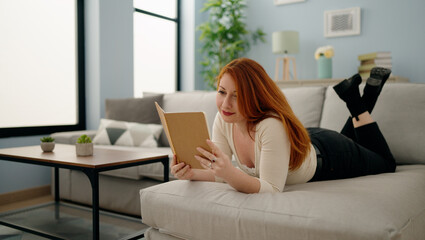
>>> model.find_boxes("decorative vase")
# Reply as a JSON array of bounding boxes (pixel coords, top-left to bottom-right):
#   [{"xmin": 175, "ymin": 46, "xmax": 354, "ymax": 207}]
[
  {"xmin": 317, "ymin": 55, "xmax": 332, "ymax": 79},
  {"xmin": 41, "ymin": 142, "xmax": 55, "ymax": 152},
  {"xmin": 76, "ymin": 143, "xmax": 93, "ymax": 156}
]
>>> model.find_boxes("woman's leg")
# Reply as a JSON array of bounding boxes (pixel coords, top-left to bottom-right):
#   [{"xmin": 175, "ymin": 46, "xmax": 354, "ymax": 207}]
[
  {"xmin": 332, "ymin": 72, "xmax": 396, "ymax": 174},
  {"xmin": 352, "ymin": 113, "xmax": 396, "ymax": 172},
  {"xmin": 340, "ymin": 117, "xmax": 356, "ymax": 141},
  {"xmin": 339, "ymin": 68, "xmax": 392, "ymax": 140},
  {"xmin": 309, "ymin": 127, "xmax": 394, "ymax": 182}
]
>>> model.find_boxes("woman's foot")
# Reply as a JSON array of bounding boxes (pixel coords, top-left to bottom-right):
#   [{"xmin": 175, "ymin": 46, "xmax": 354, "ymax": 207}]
[
  {"xmin": 333, "ymin": 73, "xmax": 362, "ymax": 102},
  {"xmin": 333, "ymin": 74, "xmax": 366, "ymax": 120},
  {"xmin": 362, "ymin": 67, "xmax": 392, "ymax": 113}
]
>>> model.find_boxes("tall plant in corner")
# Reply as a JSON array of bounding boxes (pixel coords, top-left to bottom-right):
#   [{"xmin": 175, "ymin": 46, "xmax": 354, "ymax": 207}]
[{"xmin": 198, "ymin": 0, "xmax": 266, "ymax": 89}]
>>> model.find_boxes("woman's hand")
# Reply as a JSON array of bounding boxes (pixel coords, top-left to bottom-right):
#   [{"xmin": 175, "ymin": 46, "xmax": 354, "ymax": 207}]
[
  {"xmin": 170, "ymin": 155, "xmax": 194, "ymax": 180},
  {"xmin": 195, "ymin": 139, "xmax": 235, "ymax": 180}
]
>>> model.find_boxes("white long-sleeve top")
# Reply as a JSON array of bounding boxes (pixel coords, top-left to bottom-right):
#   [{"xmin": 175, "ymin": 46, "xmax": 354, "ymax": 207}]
[{"xmin": 212, "ymin": 113, "xmax": 317, "ymax": 193}]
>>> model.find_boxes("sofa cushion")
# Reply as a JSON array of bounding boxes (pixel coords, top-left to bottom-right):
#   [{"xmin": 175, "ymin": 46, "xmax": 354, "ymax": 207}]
[
  {"xmin": 159, "ymin": 91, "xmax": 218, "ymax": 147},
  {"xmin": 320, "ymin": 83, "xmax": 425, "ymax": 165},
  {"xmin": 93, "ymin": 119, "xmax": 163, "ymax": 148},
  {"xmin": 105, "ymin": 94, "xmax": 164, "ymax": 124},
  {"xmin": 158, "ymin": 87, "xmax": 325, "ymax": 146},
  {"xmin": 140, "ymin": 165, "xmax": 425, "ymax": 240},
  {"xmin": 282, "ymin": 86, "xmax": 326, "ymax": 128}
]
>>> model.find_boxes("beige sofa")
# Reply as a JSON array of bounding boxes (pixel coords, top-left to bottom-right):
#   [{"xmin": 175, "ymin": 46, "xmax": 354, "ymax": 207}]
[
  {"xmin": 52, "ymin": 91, "xmax": 219, "ymax": 216},
  {"xmin": 139, "ymin": 83, "xmax": 425, "ymax": 240}
]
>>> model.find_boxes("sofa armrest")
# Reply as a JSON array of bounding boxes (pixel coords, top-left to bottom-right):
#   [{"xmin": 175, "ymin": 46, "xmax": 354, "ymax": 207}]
[{"xmin": 51, "ymin": 130, "xmax": 97, "ymax": 145}]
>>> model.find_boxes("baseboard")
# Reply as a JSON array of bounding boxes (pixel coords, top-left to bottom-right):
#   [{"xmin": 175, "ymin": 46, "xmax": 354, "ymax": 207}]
[{"xmin": 0, "ymin": 185, "xmax": 51, "ymax": 205}]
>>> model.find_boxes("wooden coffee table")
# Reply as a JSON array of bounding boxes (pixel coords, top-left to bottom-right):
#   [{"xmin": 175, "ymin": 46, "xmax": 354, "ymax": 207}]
[{"xmin": 0, "ymin": 144, "xmax": 169, "ymax": 240}]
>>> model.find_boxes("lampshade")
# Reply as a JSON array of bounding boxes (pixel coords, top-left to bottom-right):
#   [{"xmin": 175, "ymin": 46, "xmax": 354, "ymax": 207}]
[{"xmin": 272, "ymin": 31, "xmax": 299, "ymax": 54}]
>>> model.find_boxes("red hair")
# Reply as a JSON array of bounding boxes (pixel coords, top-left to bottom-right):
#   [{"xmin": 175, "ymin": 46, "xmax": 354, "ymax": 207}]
[{"xmin": 217, "ymin": 58, "xmax": 311, "ymax": 170}]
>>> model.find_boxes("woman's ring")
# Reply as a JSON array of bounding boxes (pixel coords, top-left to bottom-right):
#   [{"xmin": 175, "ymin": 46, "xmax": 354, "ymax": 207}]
[
  {"xmin": 208, "ymin": 162, "xmax": 212, "ymax": 168},
  {"xmin": 211, "ymin": 156, "xmax": 217, "ymax": 162}
]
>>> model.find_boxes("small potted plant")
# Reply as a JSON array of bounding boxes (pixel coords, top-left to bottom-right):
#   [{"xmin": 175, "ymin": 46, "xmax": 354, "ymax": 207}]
[
  {"xmin": 40, "ymin": 136, "xmax": 55, "ymax": 152},
  {"xmin": 76, "ymin": 134, "xmax": 93, "ymax": 156}
]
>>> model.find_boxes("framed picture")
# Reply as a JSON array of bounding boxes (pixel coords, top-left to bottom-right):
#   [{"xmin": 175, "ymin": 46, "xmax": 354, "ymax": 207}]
[
  {"xmin": 324, "ymin": 7, "xmax": 361, "ymax": 38},
  {"xmin": 274, "ymin": 0, "xmax": 305, "ymax": 5}
]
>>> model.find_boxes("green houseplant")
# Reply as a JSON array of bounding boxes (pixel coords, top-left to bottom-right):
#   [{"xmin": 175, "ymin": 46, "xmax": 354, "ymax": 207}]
[
  {"xmin": 40, "ymin": 136, "xmax": 55, "ymax": 152},
  {"xmin": 197, "ymin": 0, "xmax": 266, "ymax": 89},
  {"xmin": 76, "ymin": 134, "xmax": 93, "ymax": 156}
]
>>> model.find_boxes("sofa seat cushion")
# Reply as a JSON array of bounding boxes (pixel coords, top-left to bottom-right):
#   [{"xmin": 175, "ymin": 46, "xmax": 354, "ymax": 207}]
[
  {"xmin": 140, "ymin": 165, "xmax": 425, "ymax": 240},
  {"xmin": 94, "ymin": 145, "xmax": 173, "ymax": 181},
  {"xmin": 320, "ymin": 83, "xmax": 425, "ymax": 165}
]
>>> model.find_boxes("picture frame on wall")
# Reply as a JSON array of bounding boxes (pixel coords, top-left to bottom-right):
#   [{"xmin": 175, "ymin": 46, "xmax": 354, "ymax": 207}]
[{"xmin": 274, "ymin": 0, "xmax": 305, "ymax": 5}]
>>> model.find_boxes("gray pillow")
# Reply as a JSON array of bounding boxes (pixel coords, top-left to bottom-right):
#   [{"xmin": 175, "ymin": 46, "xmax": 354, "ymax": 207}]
[{"xmin": 105, "ymin": 94, "xmax": 164, "ymax": 124}]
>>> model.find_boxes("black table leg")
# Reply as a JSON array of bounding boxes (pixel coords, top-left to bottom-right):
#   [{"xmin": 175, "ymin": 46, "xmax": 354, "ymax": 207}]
[
  {"xmin": 54, "ymin": 167, "xmax": 60, "ymax": 220},
  {"xmin": 84, "ymin": 170, "xmax": 100, "ymax": 240},
  {"xmin": 54, "ymin": 167, "xmax": 59, "ymax": 202},
  {"xmin": 162, "ymin": 158, "xmax": 169, "ymax": 182}
]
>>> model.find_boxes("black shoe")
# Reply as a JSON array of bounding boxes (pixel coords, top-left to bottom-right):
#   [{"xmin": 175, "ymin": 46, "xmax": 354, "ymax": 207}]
[
  {"xmin": 333, "ymin": 74, "xmax": 366, "ymax": 120},
  {"xmin": 362, "ymin": 67, "xmax": 392, "ymax": 113},
  {"xmin": 333, "ymin": 74, "xmax": 362, "ymax": 101}
]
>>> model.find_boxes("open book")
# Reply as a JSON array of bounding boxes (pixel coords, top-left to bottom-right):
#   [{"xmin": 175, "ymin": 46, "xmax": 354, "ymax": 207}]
[{"xmin": 155, "ymin": 102, "xmax": 211, "ymax": 169}]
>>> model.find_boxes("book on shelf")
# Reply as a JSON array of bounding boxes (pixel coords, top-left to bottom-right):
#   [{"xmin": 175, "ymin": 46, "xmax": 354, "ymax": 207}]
[
  {"xmin": 360, "ymin": 58, "xmax": 392, "ymax": 66},
  {"xmin": 358, "ymin": 70, "xmax": 393, "ymax": 80},
  {"xmin": 358, "ymin": 63, "xmax": 392, "ymax": 72},
  {"xmin": 359, "ymin": 72, "xmax": 371, "ymax": 80},
  {"xmin": 358, "ymin": 51, "xmax": 391, "ymax": 61},
  {"xmin": 155, "ymin": 102, "xmax": 211, "ymax": 169}
]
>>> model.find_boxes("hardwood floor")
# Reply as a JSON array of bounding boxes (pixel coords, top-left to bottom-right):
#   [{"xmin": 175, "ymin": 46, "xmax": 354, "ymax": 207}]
[
  {"xmin": 0, "ymin": 185, "xmax": 53, "ymax": 213},
  {"xmin": 0, "ymin": 194, "xmax": 53, "ymax": 213}
]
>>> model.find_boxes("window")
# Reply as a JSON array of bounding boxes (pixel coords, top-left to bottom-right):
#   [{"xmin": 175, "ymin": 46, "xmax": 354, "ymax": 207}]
[
  {"xmin": 133, "ymin": 0, "xmax": 180, "ymax": 97},
  {"xmin": 0, "ymin": 0, "xmax": 85, "ymax": 137}
]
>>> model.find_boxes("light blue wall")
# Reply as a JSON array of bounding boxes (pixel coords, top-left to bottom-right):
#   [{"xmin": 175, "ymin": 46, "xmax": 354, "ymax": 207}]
[
  {"xmin": 194, "ymin": 0, "xmax": 210, "ymax": 90},
  {"xmin": 193, "ymin": 0, "xmax": 425, "ymax": 87},
  {"xmin": 0, "ymin": 136, "xmax": 51, "ymax": 194},
  {"xmin": 88, "ymin": 0, "xmax": 134, "ymax": 130},
  {"xmin": 243, "ymin": 0, "xmax": 425, "ymax": 83}
]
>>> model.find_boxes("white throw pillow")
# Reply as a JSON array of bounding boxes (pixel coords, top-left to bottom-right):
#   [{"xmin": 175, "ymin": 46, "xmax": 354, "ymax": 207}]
[{"xmin": 93, "ymin": 119, "xmax": 163, "ymax": 147}]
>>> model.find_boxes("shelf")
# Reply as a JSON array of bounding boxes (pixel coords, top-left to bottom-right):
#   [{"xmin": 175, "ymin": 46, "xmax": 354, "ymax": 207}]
[{"xmin": 275, "ymin": 76, "xmax": 409, "ymax": 88}]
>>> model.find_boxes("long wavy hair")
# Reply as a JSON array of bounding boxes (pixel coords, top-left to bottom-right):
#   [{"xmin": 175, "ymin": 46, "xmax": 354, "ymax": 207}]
[{"xmin": 217, "ymin": 58, "xmax": 311, "ymax": 170}]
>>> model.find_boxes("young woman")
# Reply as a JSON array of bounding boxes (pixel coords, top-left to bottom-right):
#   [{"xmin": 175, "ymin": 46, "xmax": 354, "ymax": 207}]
[{"xmin": 170, "ymin": 58, "xmax": 396, "ymax": 193}]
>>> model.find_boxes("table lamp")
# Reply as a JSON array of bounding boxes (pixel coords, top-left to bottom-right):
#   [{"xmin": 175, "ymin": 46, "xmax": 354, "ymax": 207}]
[{"xmin": 272, "ymin": 31, "xmax": 299, "ymax": 81}]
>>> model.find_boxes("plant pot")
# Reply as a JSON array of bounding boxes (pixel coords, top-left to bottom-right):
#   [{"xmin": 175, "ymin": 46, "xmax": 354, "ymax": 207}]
[
  {"xmin": 76, "ymin": 143, "xmax": 93, "ymax": 156},
  {"xmin": 40, "ymin": 142, "xmax": 55, "ymax": 152}
]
